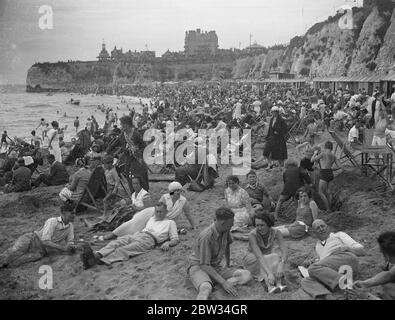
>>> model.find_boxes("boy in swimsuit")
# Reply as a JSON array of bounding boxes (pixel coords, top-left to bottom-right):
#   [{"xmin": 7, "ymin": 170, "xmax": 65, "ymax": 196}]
[
  {"xmin": 1, "ymin": 131, "xmax": 11, "ymax": 149},
  {"xmin": 311, "ymin": 141, "xmax": 342, "ymax": 212}
]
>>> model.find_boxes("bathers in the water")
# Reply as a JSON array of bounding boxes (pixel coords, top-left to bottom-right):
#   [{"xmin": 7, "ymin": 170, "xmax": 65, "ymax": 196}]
[{"xmin": 320, "ymin": 169, "xmax": 334, "ymax": 183}]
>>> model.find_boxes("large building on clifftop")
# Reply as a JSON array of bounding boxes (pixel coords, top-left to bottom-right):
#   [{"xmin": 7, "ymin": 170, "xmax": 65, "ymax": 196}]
[{"xmin": 184, "ymin": 29, "xmax": 218, "ymax": 56}]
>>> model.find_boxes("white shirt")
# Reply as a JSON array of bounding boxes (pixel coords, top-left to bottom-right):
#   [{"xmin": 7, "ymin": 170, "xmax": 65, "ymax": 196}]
[
  {"xmin": 315, "ymin": 232, "xmax": 363, "ymax": 261},
  {"xmin": 233, "ymin": 103, "xmax": 242, "ymax": 119},
  {"xmin": 47, "ymin": 128, "xmax": 59, "ymax": 144},
  {"xmin": 366, "ymin": 97, "xmax": 375, "ymax": 115},
  {"xmin": 348, "ymin": 126, "xmax": 359, "ymax": 143},
  {"xmin": 35, "ymin": 217, "xmax": 74, "ymax": 244},
  {"xmin": 391, "ymin": 92, "xmax": 395, "ymax": 103},
  {"xmin": 142, "ymin": 217, "xmax": 178, "ymax": 243},
  {"xmin": 253, "ymin": 101, "xmax": 261, "ymax": 115},
  {"xmin": 131, "ymin": 188, "xmax": 149, "ymax": 208}
]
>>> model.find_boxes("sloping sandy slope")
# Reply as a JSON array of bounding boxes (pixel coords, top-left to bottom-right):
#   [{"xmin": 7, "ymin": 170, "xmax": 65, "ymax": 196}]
[{"xmin": 1, "ymin": 136, "xmax": 394, "ymax": 300}]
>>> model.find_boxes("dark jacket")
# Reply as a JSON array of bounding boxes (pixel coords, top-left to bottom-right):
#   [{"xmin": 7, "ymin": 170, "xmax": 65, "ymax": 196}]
[
  {"xmin": 11, "ymin": 166, "xmax": 32, "ymax": 191},
  {"xmin": 49, "ymin": 161, "xmax": 69, "ymax": 185}
]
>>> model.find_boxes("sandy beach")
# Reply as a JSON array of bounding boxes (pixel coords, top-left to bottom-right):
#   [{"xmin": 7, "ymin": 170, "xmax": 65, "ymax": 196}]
[{"xmin": 0, "ymin": 131, "xmax": 393, "ymax": 300}]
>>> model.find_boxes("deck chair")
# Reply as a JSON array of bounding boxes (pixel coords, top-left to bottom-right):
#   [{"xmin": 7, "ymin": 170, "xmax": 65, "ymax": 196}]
[
  {"xmin": 328, "ymin": 130, "xmax": 360, "ymax": 168},
  {"xmin": 74, "ymin": 166, "xmax": 107, "ymax": 214},
  {"xmin": 285, "ymin": 119, "xmax": 300, "ymax": 144}
]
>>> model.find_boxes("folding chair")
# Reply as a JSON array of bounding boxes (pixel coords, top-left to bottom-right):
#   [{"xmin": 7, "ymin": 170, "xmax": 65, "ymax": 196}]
[
  {"xmin": 74, "ymin": 166, "xmax": 107, "ymax": 214},
  {"xmin": 285, "ymin": 119, "xmax": 300, "ymax": 145},
  {"xmin": 328, "ymin": 130, "xmax": 361, "ymax": 168}
]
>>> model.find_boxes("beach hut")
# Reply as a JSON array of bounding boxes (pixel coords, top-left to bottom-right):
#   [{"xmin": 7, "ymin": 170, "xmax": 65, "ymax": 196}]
[
  {"xmin": 313, "ymin": 77, "xmax": 337, "ymax": 92},
  {"xmin": 255, "ymin": 78, "xmax": 308, "ymax": 89},
  {"xmin": 313, "ymin": 74, "xmax": 384, "ymax": 95}
]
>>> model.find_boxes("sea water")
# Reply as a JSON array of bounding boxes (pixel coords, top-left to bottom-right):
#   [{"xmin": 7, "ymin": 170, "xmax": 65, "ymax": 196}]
[{"xmin": 0, "ymin": 85, "xmax": 144, "ymax": 146}]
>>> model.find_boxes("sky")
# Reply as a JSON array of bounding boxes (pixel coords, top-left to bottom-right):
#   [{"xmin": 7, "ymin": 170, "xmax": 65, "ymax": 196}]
[{"xmin": 0, "ymin": 0, "xmax": 364, "ymax": 84}]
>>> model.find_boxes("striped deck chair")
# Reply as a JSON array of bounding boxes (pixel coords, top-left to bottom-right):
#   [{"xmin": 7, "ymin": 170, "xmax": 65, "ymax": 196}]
[
  {"xmin": 328, "ymin": 130, "xmax": 361, "ymax": 168},
  {"xmin": 74, "ymin": 166, "xmax": 107, "ymax": 214}
]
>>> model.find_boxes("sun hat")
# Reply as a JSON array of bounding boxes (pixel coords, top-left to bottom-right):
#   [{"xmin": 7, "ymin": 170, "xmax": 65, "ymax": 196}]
[{"xmin": 168, "ymin": 181, "xmax": 183, "ymax": 192}]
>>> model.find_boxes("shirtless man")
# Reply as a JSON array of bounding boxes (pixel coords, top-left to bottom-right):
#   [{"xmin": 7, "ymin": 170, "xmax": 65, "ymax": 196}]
[{"xmin": 311, "ymin": 141, "xmax": 342, "ymax": 212}]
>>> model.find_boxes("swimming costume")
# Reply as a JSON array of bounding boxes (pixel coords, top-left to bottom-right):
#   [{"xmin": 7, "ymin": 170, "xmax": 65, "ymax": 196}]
[{"xmin": 320, "ymin": 169, "xmax": 334, "ymax": 183}]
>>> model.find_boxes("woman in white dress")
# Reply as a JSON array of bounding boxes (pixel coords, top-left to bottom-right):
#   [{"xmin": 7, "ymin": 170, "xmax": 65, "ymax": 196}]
[{"xmin": 48, "ymin": 121, "xmax": 62, "ymax": 163}]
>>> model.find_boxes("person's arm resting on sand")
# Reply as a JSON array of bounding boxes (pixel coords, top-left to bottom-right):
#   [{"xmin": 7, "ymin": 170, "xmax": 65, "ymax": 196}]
[{"xmin": 355, "ymin": 266, "xmax": 395, "ymax": 288}]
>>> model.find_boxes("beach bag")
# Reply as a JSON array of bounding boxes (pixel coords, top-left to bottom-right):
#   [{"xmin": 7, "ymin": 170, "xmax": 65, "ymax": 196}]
[
  {"xmin": 187, "ymin": 164, "xmax": 205, "ymax": 192},
  {"xmin": 188, "ymin": 177, "xmax": 205, "ymax": 192}
]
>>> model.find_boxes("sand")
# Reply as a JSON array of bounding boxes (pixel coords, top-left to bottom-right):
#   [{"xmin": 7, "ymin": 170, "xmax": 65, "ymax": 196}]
[{"xmin": 1, "ymin": 132, "xmax": 394, "ymax": 300}]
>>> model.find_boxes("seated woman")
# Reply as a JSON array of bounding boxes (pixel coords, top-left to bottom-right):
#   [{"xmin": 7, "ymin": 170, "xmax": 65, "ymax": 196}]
[
  {"xmin": 274, "ymin": 159, "xmax": 311, "ymax": 219},
  {"xmin": 243, "ymin": 210, "xmax": 288, "ymax": 294},
  {"xmin": 244, "ymin": 170, "xmax": 274, "ymax": 211},
  {"xmin": 354, "ymin": 231, "xmax": 395, "ymax": 300},
  {"xmin": 4, "ymin": 158, "xmax": 32, "ymax": 193},
  {"xmin": 90, "ymin": 175, "xmax": 152, "ymax": 232},
  {"xmin": 59, "ymin": 157, "xmax": 92, "ymax": 202},
  {"xmin": 80, "ymin": 202, "xmax": 179, "ymax": 269},
  {"xmin": 98, "ymin": 181, "xmax": 195, "ymax": 241},
  {"xmin": 224, "ymin": 175, "xmax": 254, "ymax": 234},
  {"xmin": 114, "ymin": 175, "xmax": 151, "ymax": 210},
  {"xmin": 274, "ymin": 187, "xmax": 318, "ymax": 239},
  {"xmin": 102, "ymin": 155, "xmax": 122, "ymax": 217}
]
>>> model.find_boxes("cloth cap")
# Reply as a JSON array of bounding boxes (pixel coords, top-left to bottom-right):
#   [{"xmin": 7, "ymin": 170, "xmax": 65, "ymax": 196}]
[{"xmin": 168, "ymin": 181, "xmax": 183, "ymax": 192}]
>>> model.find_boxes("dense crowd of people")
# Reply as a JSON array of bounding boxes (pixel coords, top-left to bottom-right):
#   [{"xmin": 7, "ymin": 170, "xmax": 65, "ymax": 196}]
[{"xmin": 0, "ymin": 80, "xmax": 395, "ymax": 300}]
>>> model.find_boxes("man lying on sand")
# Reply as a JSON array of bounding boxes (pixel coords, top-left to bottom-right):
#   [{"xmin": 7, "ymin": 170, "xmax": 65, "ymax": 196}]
[
  {"xmin": 80, "ymin": 202, "xmax": 179, "ymax": 269},
  {"xmin": 0, "ymin": 202, "xmax": 76, "ymax": 268},
  {"xmin": 301, "ymin": 219, "xmax": 365, "ymax": 300},
  {"xmin": 187, "ymin": 207, "xmax": 252, "ymax": 300}
]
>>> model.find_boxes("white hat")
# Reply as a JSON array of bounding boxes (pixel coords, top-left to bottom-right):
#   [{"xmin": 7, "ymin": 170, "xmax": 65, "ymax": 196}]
[
  {"xmin": 168, "ymin": 181, "xmax": 183, "ymax": 192},
  {"xmin": 271, "ymin": 106, "xmax": 279, "ymax": 112}
]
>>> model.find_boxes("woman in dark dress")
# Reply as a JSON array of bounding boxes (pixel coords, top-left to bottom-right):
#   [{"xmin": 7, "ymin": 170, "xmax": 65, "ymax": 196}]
[
  {"xmin": 106, "ymin": 116, "xmax": 149, "ymax": 193},
  {"xmin": 263, "ymin": 106, "xmax": 288, "ymax": 167}
]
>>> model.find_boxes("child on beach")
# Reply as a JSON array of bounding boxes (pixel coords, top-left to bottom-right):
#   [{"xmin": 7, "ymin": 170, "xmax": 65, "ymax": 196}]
[
  {"xmin": 30, "ymin": 130, "xmax": 42, "ymax": 148},
  {"xmin": 311, "ymin": 141, "xmax": 342, "ymax": 212},
  {"xmin": 1, "ymin": 131, "xmax": 12, "ymax": 150}
]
